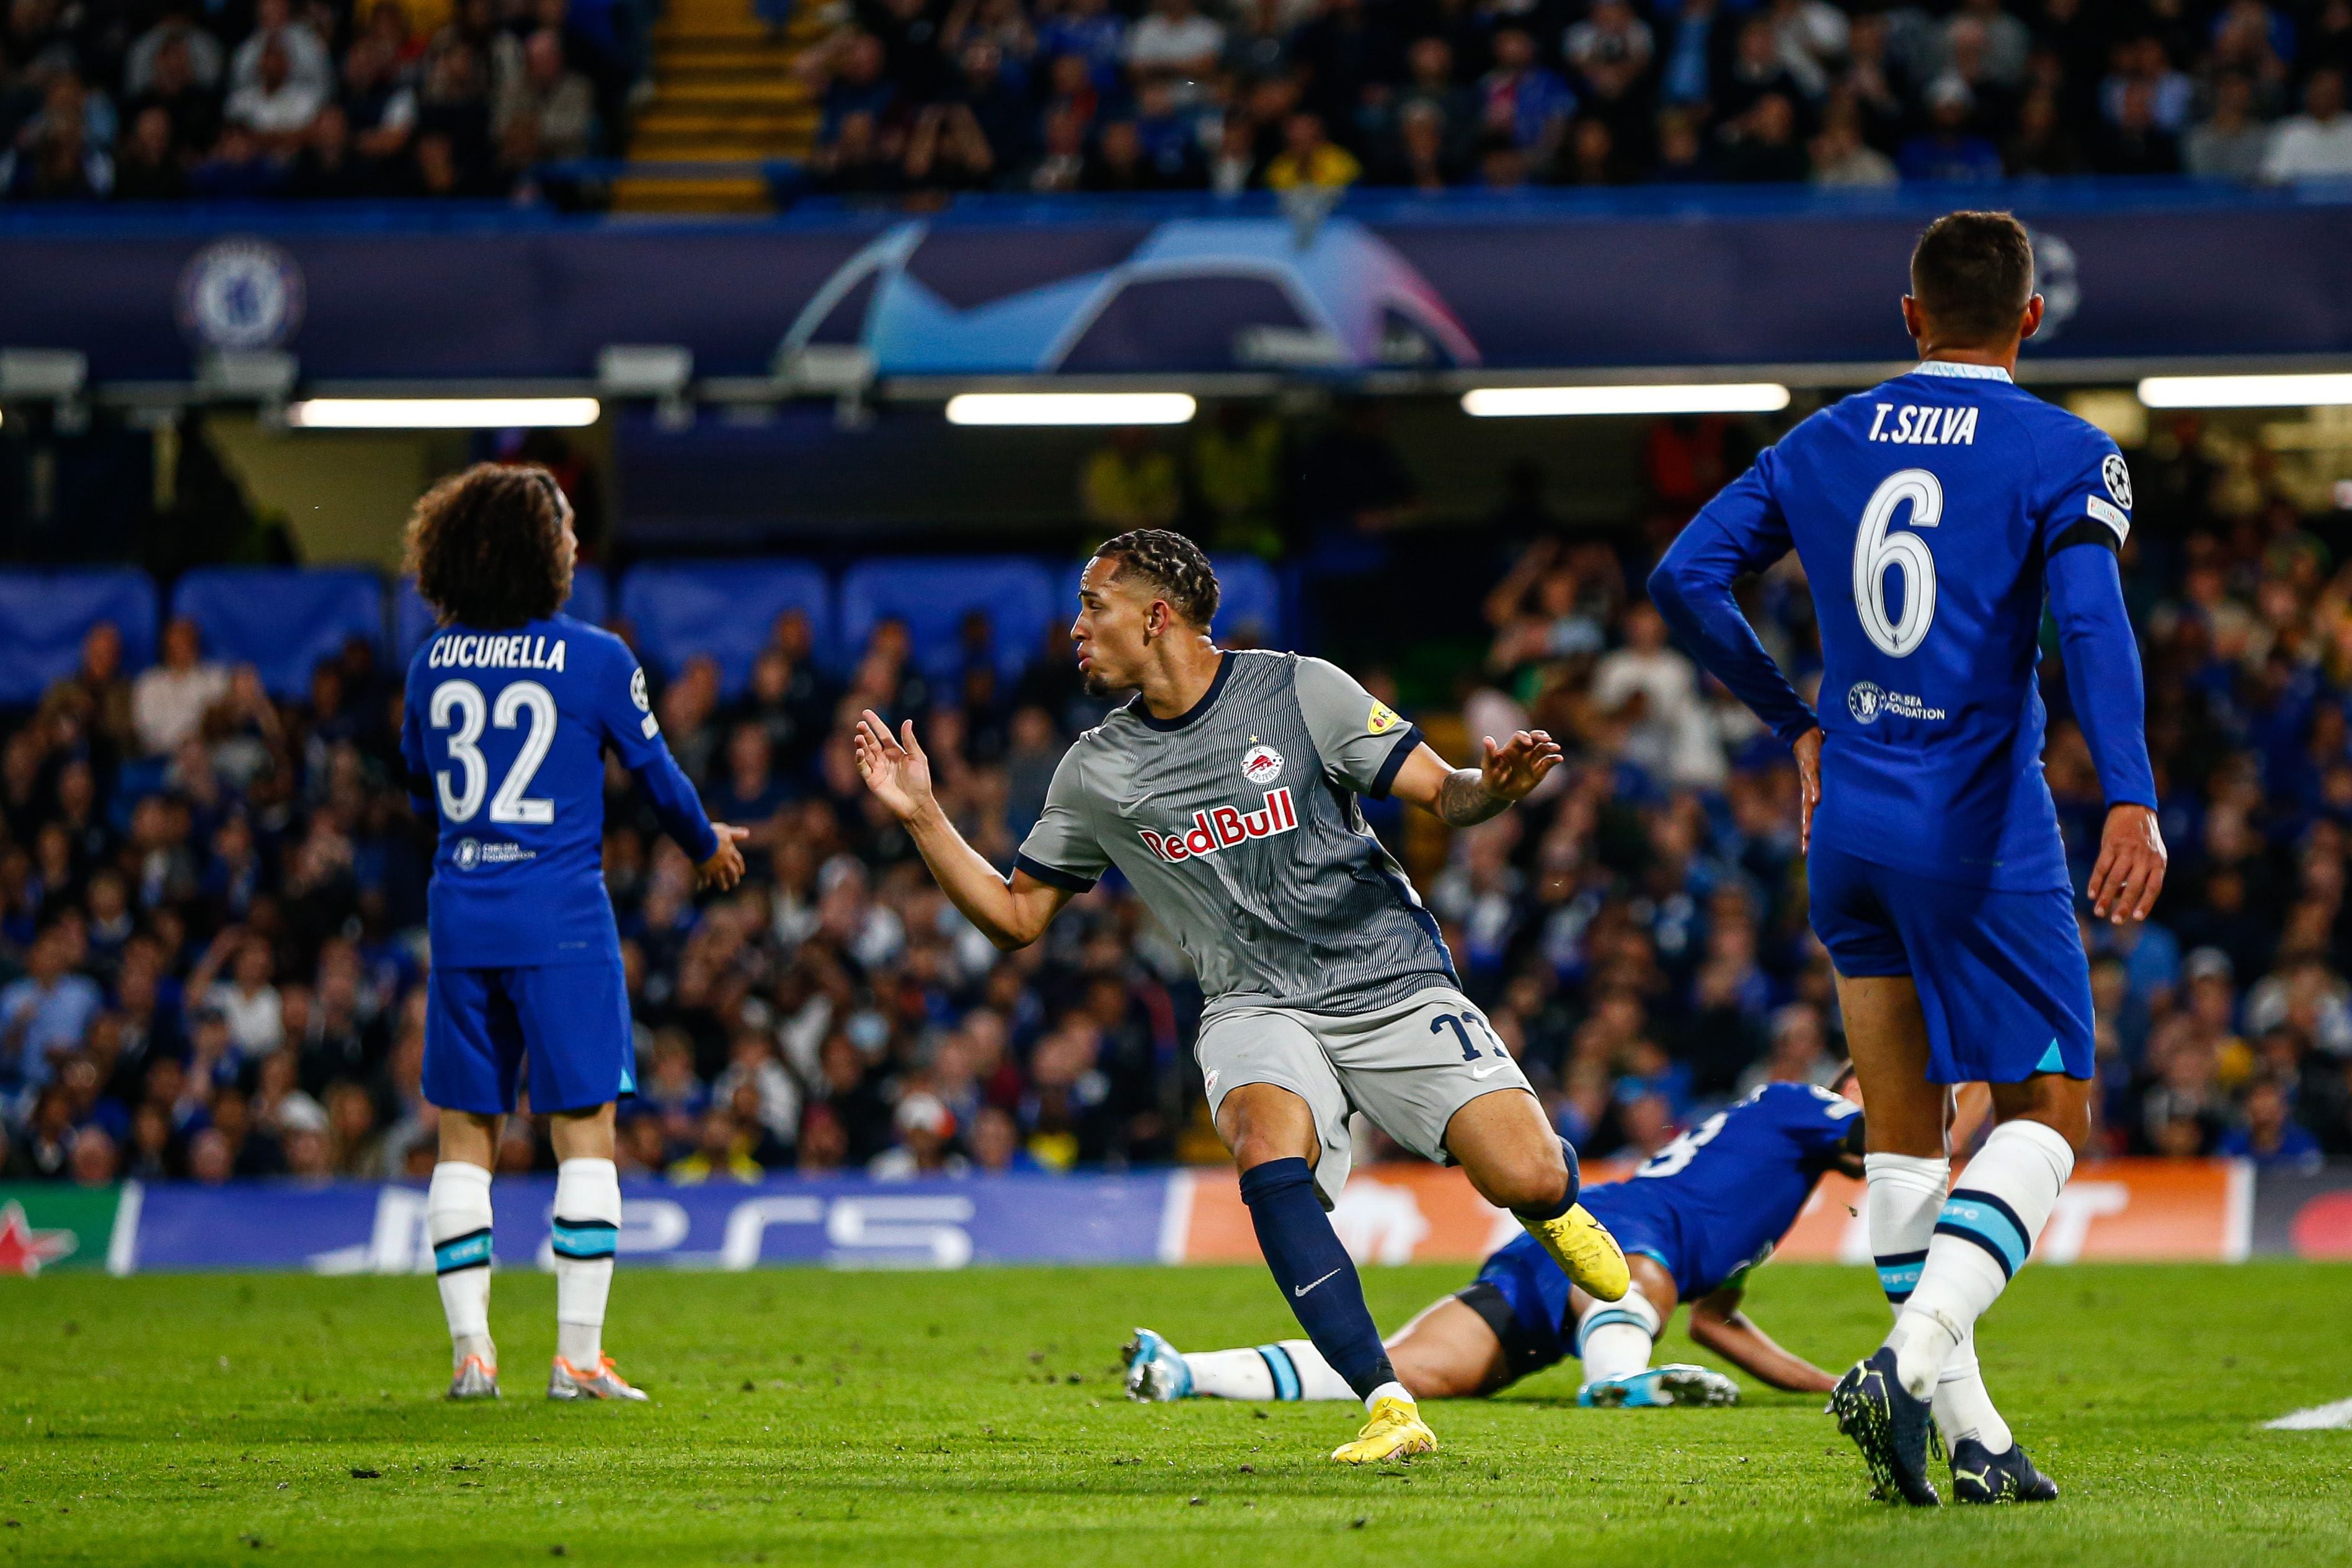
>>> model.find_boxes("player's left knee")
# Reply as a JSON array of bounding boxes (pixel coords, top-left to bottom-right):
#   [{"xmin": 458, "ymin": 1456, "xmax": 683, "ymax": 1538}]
[{"xmin": 1475, "ymin": 1149, "xmax": 1569, "ymax": 1215}]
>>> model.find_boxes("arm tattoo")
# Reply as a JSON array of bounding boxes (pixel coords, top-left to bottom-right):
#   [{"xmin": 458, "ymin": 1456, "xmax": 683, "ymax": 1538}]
[{"xmin": 1436, "ymin": 768, "xmax": 1509, "ymax": 827}]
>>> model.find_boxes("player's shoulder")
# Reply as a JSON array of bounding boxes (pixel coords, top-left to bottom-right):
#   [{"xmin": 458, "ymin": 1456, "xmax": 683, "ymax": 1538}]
[{"xmin": 1748, "ymin": 1078, "xmax": 1861, "ymax": 1122}]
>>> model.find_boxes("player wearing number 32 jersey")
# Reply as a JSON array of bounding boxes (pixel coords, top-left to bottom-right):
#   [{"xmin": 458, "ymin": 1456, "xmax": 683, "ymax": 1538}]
[
  {"xmin": 399, "ymin": 464, "xmax": 748, "ymax": 1406},
  {"xmin": 1652, "ymin": 213, "xmax": 2162, "ymax": 1507}
]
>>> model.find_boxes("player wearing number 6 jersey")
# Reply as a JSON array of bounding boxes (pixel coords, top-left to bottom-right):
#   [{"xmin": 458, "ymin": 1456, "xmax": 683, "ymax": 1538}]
[
  {"xmin": 1649, "ymin": 212, "xmax": 2165, "ymax": 1507},
  {"xmin": 399, "ymin": 464, "xmax": 748, "ymax": 1404}
]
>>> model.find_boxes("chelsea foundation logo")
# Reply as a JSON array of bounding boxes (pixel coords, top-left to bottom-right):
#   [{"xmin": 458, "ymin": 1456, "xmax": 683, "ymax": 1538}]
[
  {"xmin": 454, "ymin": 838, "xmax": 483, "ymax": 870},
  {"xmin": 177, "ymin": 237, "xmax": 306, "ymax": 352},
  {"xmin": 1847, "ymin": 680, "xmax": 1946, "ymax": 723},
  {"xmin": 1241, "ymin": 742, "xmax": 1284, "ymax": 784}
]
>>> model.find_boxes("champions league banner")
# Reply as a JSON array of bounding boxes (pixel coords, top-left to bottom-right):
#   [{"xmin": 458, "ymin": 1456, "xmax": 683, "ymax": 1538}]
[
  {"xmin": 4, "ymin": 1156, "xmax": 2305, "ymax": 1277},
  {"xmin": 2, "ymin": 185, "xmax": 2349, "ymax": 383}
]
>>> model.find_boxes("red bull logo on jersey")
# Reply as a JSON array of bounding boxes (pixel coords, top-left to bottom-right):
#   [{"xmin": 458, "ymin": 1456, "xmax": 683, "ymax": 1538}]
[{"xmin": 1137, "ymin": 789, "xmax": 1297, "ymax": 862}]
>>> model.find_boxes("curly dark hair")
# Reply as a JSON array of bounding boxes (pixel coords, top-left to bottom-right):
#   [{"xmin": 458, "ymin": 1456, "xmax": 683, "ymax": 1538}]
[
  {"xmin": 404, "ymin": 463, "xmax": 572, "ymax": 631},
  {"xmin": 1091, "ymin": 528, "xmax": 1220, "ymax": 630}
]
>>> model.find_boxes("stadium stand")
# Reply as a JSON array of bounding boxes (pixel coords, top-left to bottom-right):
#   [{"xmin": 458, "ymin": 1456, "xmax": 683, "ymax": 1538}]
[
  {"xmin": 3, "ymin": 404, "xmax": 2351, "ymax": 1187},
  {"xmin": 6, "ymin": 0, "xmax": 2350, "ymax": 213}
]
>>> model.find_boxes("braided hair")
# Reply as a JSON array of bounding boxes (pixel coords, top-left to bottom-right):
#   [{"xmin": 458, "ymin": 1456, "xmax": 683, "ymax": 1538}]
[{"xmin": 1091, "ymin": 529, "xmax": 1220, "ymax": 631}]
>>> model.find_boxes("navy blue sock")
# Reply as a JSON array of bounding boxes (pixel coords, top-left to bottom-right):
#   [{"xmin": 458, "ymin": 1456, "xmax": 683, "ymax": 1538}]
[
  {"xmin": 1238, "ymin": 1158, "xmax": 1395, "ymax": 1401},
  {"xmin": 1512, "ymin": 1138, "xmax": 1584, "ymax": 1223}
]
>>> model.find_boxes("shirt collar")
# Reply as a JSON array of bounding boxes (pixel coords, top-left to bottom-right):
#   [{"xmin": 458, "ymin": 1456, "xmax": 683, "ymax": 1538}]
[{"xmin": 1912, "ymin": 360, "xmax": 2013, "ymax": 382}]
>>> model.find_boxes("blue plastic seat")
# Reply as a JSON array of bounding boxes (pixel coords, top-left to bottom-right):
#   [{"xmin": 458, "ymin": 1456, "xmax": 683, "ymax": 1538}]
[
  {"xmin": 838, "ymin": 558, "xmax": 1059, "ymax": 686},
  {"xmin": 1057, "ymin": 553, "xmax": 1284, "ymax": 648},
  {"xmin": 169, "ymin": 567, "xmax": 386, "ymax": 699},
  {"xmin": 616, "ymin": 561, "xmax": 830, "ymax": 696},
  {"xmin": 0, "ymin": 570, "xmax": 159, "ymax": 707},
  {"xmin": 394, "ymin": 566, "xmax": 609, "ymax": 665}
]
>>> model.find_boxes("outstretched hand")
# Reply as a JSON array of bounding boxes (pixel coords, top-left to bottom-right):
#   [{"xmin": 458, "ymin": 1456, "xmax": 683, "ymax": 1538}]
[
  {"xmin": 1478, "ymin": 729, "xmax": 1564, "ymax": 804},
  {"xmin": 854, "ymin": 709, "xmax": 935, "ymax": 822}
]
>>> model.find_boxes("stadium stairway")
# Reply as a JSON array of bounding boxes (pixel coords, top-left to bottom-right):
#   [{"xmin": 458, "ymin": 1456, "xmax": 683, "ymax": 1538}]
[{"xmin": 614, "ymin": 0, "xmax": 824, "ymax": 213}]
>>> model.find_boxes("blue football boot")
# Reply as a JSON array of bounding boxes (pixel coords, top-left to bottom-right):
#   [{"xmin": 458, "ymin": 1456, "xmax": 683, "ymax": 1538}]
[
  {"xmin": 1949, "ymin": 1438, "xmax": 2059, "ymax": 1504},
  {"xmin": 1829, "ymin": 1347, "xmax": 1942, "ymax": 1505}
]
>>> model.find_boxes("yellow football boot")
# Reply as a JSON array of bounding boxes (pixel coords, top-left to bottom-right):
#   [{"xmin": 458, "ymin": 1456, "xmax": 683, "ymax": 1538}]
[
  {"xmin": 1331, "ymin": 1395, "xmax": 1437, "ymax": 1464},
  {"xmin": 1524, "ymin": 1202, "xmax": 1631, "ymax": 1302}
]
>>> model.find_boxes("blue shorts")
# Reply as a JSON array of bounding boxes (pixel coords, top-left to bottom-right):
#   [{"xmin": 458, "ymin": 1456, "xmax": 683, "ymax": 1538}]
[
  {"xmin": 1806, "ymin": 842, "xmax": 2093, "ymax": 1084},
  {"xmin": 1462, "ymin": 1186, "xmax": 1682, "ymax": 1383},
  {"xmin": 423, "ymin": 959, "xmax": 635, "ymax": 1116}
]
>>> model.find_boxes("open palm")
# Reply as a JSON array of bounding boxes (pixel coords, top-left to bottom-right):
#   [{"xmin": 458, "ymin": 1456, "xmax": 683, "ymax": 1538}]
[{"xmin": 854, "ymin": 709, "xmax": 934, "ymax": 822}]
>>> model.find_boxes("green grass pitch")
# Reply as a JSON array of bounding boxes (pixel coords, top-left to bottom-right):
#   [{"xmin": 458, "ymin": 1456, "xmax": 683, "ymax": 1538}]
[{"xmin": 2, "ymin": 1261, "xmax": 2348, "ymax": 1566}]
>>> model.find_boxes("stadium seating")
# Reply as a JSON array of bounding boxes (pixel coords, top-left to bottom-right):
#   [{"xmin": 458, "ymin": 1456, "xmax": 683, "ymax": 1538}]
[
  {"xmin": 168, "ymin": 568, "xmax": 386, "ymax": 699},
  {"xmin": 0, "ymin": 570, "xmax": 158, "ymax": 706},
  {"xmin": 618, "ymin": 560, "xmax": 832, "ymax": 696},
  {"xmin": 393, "ymin": 568, "xmax": 612, "ymax": 664},
  {"xmin": 838, "ymin": 558, "xmax": 1060, "ymax": 685}
]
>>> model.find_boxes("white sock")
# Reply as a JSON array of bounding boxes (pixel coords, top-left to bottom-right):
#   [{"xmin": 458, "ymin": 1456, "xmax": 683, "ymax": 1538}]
[
  {"xmin": 552, "ymin": 1157, "xmax": 621, "ymax": 1369},
  {"xmin": 1893, "ymin": 1119, "xmax": 2075, "ymax": 1400},
  {"xmin": 1933, "ymin": 1329, "xmax": 2013, "ymax": 1453},
  {"xmin": 1364, "ymin": 1378, "xmax": 1413, "ymax": 1412},
  {"xmin": 427, "ymin": 1160, "xmax": 495, "ymax": 1367},
  {"xmin": 1182, "ymin": 1341, "xmax": 1356, "ymax": 1401},
  {"xmin": 1576, "ymin": 1283, "xmax": 1662, "ymax": 1383},
  {"xmin": 1863, "ymin": 1151, "xmax": 2009, "ymax": 1450}
]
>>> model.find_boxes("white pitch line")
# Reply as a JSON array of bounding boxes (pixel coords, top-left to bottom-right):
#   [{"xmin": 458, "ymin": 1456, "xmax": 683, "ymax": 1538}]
[{"xmin": 2264, "ymin": 1398, "xmax": 2352, "ymax": 1431}]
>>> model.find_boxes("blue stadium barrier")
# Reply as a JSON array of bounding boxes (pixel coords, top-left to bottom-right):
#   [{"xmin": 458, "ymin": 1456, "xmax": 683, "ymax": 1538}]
[
  {"xmin": 1058, "ymin": 554, "xmax": 1284, "ymax": 649},
  {"xmin": 393, "ymin": 567, "xmax": 610, "ymax": 664},
  {"xmin": 169, "ymin": 567, "xmax": 386, "ymax": 699},
  {"xmin": 617, "ymin": 560, "xmax": 830, "ymax": 696},
  {"xmin": 838, "ymin": 558, "xmax": 1058, "ymax": 686},
  {"xmin": 0, "ymin": 570, "xmax": 158, "ymax": 707}
]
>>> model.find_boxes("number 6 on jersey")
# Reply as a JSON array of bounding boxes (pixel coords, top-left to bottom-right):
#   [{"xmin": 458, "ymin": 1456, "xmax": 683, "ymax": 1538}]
[{"xmin": 1852, "ymin": 469, "xmax": 1943, "ymax": 658}]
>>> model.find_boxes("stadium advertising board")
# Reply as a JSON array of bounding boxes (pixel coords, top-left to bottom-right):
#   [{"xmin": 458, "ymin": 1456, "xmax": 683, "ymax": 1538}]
[
  {"xmin": 4, "ymin": 189, "xmax": 2349, "ymax": 381},
  {"xmin": 25, "ymin": 1159, "xmax": 2322, "ymax": 1275}
]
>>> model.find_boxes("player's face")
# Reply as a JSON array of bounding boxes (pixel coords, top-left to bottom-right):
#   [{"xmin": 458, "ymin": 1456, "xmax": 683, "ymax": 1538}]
[{"xmin": 1072, "ymin": 556, "xmax": 1153, "ymax": 698}]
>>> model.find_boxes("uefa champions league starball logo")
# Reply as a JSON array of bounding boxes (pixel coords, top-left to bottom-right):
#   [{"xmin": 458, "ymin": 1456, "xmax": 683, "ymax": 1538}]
[
  {"xmin": 177, "ymin": 237, "xmax": 306, "ymax": 352},
  {"xmin": 454, "ymin": 838, "xmax": 482, "ymax": 870},
  {"xmin": 1847, "ymin": 682, "xmax": 1885, "ymax": 723},
  {"xmin": 2025, "ymin": 228, "xmax": 2080, "ymax": 344}
]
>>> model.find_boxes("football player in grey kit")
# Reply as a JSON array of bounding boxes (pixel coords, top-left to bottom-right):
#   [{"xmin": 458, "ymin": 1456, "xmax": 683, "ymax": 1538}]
[{"xmin": 854, "ymin": 529, "xmax": 1628, "ymax": 1464}]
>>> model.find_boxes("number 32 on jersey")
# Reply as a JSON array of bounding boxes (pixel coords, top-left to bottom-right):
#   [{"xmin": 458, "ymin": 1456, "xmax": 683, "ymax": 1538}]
[{"xmin": 430, "ymin": 678, "xmax": 557, "ymax": 824}]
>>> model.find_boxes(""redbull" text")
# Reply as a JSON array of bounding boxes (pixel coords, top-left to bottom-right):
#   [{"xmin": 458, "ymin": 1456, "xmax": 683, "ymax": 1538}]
[{"xmin": 1137, "ymin": 789, "xmax": 1297, "ymax": 863}]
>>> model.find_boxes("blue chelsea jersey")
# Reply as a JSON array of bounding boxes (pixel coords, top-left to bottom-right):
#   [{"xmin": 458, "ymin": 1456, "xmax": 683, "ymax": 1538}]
[
  {"xmin": 401, "ymin": 614, "xmax": 712, "ymax": 969},
  {"xmin": 1625, "ymin": 1081, "xmax": 1860, "ymax": 1295},
  {"xmin": 1697, "ymin": 364, "xmax": 2136, "ymax": 890}
]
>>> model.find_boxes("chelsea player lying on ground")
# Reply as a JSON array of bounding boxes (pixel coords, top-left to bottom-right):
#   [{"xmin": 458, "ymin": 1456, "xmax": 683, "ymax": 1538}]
[{"xmin": 1125, "ymin": 1079, "xmax": 1873, "ymax": 1412}]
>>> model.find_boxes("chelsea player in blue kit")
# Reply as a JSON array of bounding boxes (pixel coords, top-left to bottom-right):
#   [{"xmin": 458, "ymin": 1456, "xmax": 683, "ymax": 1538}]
[
  {"xmin": 1649, "ymin": 213, "xmax": 2169, "ymax": 1505},
  {"xmin": 400, "ymin": 466, "xmax": 748, "ymax": 1402},
  {"xmin": 1125, "ymin": 1079, "xmax": 1866, "ymax": 1411}
]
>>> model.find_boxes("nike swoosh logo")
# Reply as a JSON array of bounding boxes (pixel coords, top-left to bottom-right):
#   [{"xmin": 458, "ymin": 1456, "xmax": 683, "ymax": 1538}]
[
  {"xmin": 1294, "ymin": 1268, "xmax": 1342, "ymax": 1298},
  {"xmin": 1470, "ymin": 1062, "xmax": 1510, "ymax": 1079}
]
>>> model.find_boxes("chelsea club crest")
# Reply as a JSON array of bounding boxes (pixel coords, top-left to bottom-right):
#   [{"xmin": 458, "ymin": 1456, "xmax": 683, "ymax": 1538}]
[{"xmin": 177, "ymin": 237, "xmax": 306, "ymax": 352}]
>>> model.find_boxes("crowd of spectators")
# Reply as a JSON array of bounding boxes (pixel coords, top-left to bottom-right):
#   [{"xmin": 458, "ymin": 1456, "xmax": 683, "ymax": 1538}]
[
  {"xmin": 2, "ymin": 402, "xmax": 2351, "ymax": 1190},
  {"xmin": 801, "ymin": 0, "xmax": 2352, "ymax": 198},
  {"xmin": 0, "ymin": 0, "xmax": 639, "ymax": 200}
]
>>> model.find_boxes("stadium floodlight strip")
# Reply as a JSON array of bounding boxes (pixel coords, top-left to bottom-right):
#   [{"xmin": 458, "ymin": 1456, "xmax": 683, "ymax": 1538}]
[
  {"xmin": 944, "ymin": 392, "xmax": 1197, "ymax": 427},
  {"xmin": 1462, "ymin": 383, "xmax": 1793, "ymax": 418},
  {"xmin": 284, "ymin": 397, "xmax": 603, "ymax": 428},
  {"xmin": 2136, "ymin": 373, "xmax": 2352, "ymax": 409}
]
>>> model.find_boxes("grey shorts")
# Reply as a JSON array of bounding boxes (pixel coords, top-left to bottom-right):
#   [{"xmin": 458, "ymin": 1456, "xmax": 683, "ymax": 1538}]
[{"xmin": 1196, "ymin": 985, "xmax": 1535, "ymax": 1208}]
